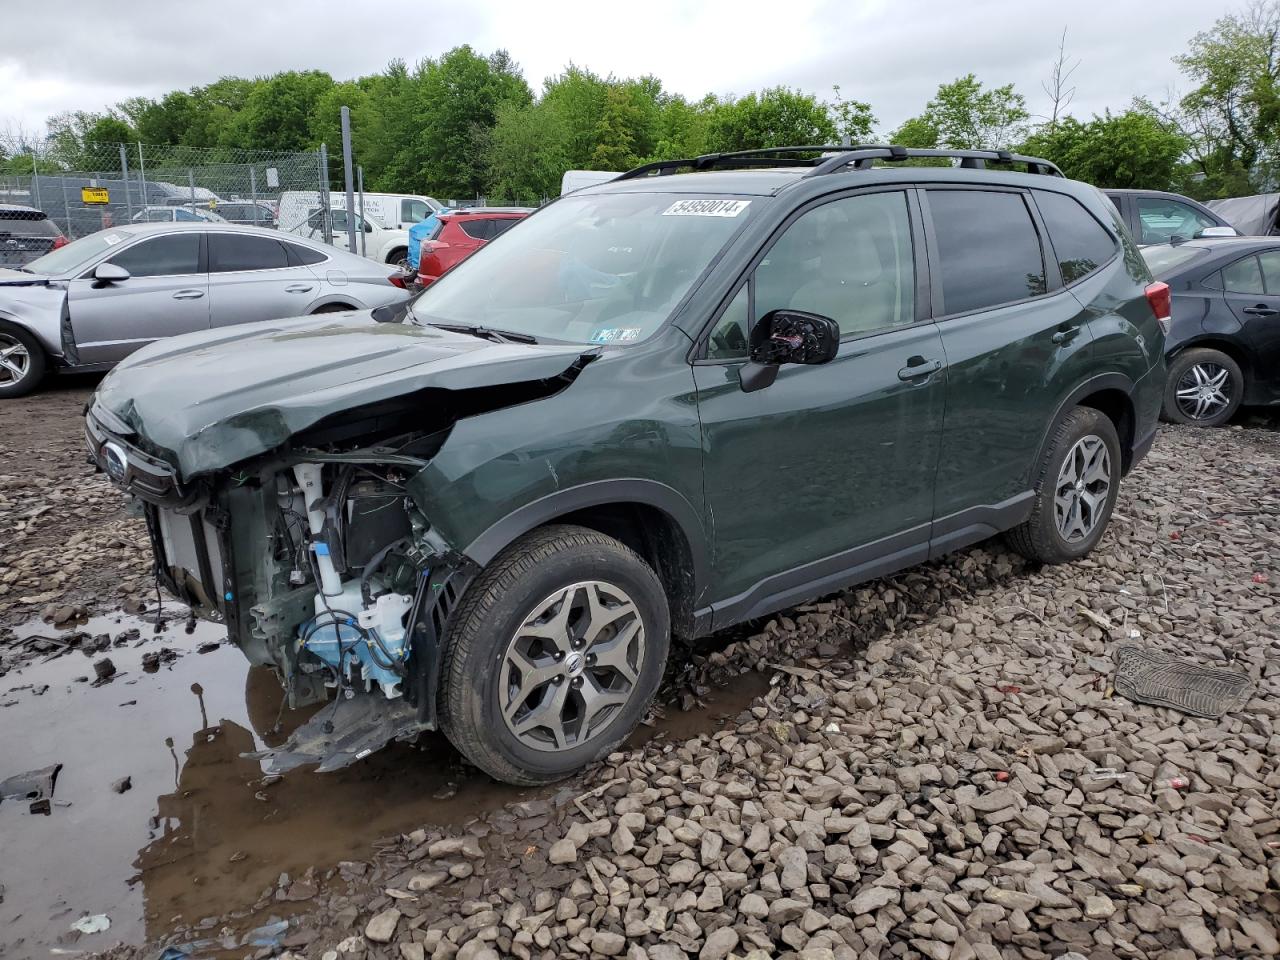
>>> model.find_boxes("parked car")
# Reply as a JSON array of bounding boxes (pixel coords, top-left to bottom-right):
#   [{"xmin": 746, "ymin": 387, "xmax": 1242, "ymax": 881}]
[
  {"xmin": 132, "ymin": 205, "xmax": 226, "ymax": 224},
  {"xmin": 284, "ymin": 205, "xmax": 416, "ymax": 267},
  {"xmin": 277, "ymin": 190, "xmax": 441, "ymax": 234},
  {"xmin": 0, "ymin": 205, "xmax": 67, "ymax": 268},
  {"xmin": 1205, "ymin": 193, "xmax": 1280, "ymax": 236},
  {"xmin": 84, "ymin": 145, "xmax": 1165, "ymax": 785},
  {"xmin": 416, "ymin": 207, "xmax": 532, "ymax": 287},
  {"xmin": 0, "ymin": 223, "xmax": 410, "ymax": 397},
  {"xmin": 1105, "ymin": 189, "xmax": 1237, "ymax": 246},
  {"xmin": 1142, "ymin": 236, "xmax": 1280, "ymax": 425},
  {"xmin": 212, "ymin": 201, "xmax": 278, "ymax": 228}
]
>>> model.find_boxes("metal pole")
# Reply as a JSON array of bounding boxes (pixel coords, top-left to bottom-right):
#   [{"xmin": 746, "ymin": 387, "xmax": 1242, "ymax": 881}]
[
  {"xmin": 318, "ymin": 143, "xmax": 333, "ymax": 245},
  {"xmin": 30, "ymin": 153, "xmax": 42, "ymax": 213},
  {"xmin": 249, "ymin": 166, "xmax": 259, "ymax": 225},
  {"xmin": 61, "ymin": 173, "xmax": 73, "ymax": 238},
  {"xmin": 357, "ymin": 164, "xmax": 367, "ymax": 258},
  {"xmin": 188, "ymin": 169, "xmax": 197, "ymax": 212},
  {"xmin": 339, "ymin": 106, "xmax": 357, "ymax": 255},
  {"xmin": 119, "ymin": 144, "xmax": 133, "ymax": 221},
  {"xmin": 137, "ymin": 142, "xmax": 147, "ymax": 210}
]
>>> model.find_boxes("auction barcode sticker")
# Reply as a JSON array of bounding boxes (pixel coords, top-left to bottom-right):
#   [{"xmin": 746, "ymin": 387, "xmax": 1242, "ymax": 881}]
[{"xmin": 662, "ymin": 199, "xmax": 751, "ymax": 217}]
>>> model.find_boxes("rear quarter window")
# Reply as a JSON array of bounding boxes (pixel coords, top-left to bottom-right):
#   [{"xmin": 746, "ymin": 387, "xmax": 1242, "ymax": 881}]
[
  {"xmin": 1034, "ymin": 191, "xmax": 1118, "ymax": 284},
  {"xmin": 458, "ymin": 218, "xmax": 492, "ymax": 241}
]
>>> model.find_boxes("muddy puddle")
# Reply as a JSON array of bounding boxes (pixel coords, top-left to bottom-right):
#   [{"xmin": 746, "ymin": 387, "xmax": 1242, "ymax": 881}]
[{"xmin": 0, "ymin": 613, "xmax": 770, "ymax": 959}]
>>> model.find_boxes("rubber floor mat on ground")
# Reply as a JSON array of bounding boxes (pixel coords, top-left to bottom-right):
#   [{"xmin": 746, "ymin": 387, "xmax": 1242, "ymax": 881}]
[{"xmin": 1112, "ymin": 643, "xmax": 1253, "ymax": 719}]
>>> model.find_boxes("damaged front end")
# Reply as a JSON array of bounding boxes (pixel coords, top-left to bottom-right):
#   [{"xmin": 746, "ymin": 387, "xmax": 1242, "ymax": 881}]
[{"xmin": 85, "ymin": 320, "xmax": 599, "ymax": 772}]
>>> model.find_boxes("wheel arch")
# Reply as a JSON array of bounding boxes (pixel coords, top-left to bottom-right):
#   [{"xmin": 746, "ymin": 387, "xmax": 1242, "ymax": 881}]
[
  {"xmin": 1168, "ymin": 337, "xmax": 1254, "ymax": 383},
  {"xmin": 1035, "ymin": 373, "xmax": 1137, "ymax": 477},
  {"xmin": 462, "ymin": 480, "xmax": 709, "ymax": 642}
]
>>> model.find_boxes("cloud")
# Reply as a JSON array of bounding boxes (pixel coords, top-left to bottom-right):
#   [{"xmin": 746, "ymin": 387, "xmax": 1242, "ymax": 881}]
[{"xmin": 1, "ymin": 0, "xmax": 1224, "ymax": 138}]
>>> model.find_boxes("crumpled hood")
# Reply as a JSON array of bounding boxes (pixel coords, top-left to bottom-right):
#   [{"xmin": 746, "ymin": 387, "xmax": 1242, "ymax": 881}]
[{"xmin": 92, "ymin": 312, "xmax": 592, "ymax": 478}]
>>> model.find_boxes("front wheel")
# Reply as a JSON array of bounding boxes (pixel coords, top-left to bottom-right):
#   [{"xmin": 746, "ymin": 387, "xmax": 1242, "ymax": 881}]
[
  {"xmin": 1006, "ymin": 406, "xmax": 1121, "ymax": 564},
  {"xmin": 0, "ymin": 320, "xmax": 48, "ymax": 399},
  {"xmin": 387, "ymin": 247, "xmax": 408, "ymax": 269},
  {"xmin": 440, "ymin": 525, "xmax": 670, "ymax": 785},
  {"xmin": 1162, "ymin": 348, "xmax": 1243, "ymax": 427}
]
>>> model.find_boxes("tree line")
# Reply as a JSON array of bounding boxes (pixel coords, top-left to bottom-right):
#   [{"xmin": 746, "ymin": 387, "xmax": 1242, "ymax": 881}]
[{"xmin": 2, "ymin": 2, "xmax": 1276, "ymax": 203}]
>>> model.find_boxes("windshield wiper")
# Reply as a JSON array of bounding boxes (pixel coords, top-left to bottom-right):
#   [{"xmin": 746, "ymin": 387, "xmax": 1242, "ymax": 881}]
[{"xmin": 429, "ymin": 322, "xmax": 538, "ymax": 345}]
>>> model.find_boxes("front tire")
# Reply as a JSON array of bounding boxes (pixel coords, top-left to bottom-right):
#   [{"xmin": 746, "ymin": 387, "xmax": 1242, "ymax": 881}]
[
  {"xmin": 387, "ymin": 247, "xmax": 408, "ymax": 269},
  {"xmin": 0, "ymin": 321, "xmax": 48, "ymax": 399},
  {"xmin": 1162, "ymin": 348, "xmax": 1243, "ymax": 427},
  {"xmin": 1007, "ymin": 406, "xmax": 1121, "ymax": 564},
  {"xmin": 440, "ymin": 525, "xmax": 670, "ymax": 785}
]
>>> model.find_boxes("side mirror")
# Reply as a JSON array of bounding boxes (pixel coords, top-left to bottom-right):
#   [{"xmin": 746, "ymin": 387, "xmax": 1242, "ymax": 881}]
[
  {"xmin": 1196, "ymin": 226, "xmax": 1238, "ymax": 238},
  {"xmin": 740, "ymin": 309, "xmax": 840, "ymax": 393},
  {"xmin": 93, "ymin": 262, "xmax": 130, "ymax": 284},
  {"xmin": 364, "ymin": 222, "xmax": 374, "ymax": 234}
]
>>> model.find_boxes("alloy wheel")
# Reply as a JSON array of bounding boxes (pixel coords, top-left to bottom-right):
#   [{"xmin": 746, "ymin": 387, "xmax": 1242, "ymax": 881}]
[
  {"xmin": 499, "ymin": 580, "xmax": 646, "ymax": 752},
  {"xmin": 1175, "ymin": 362, "xmax": 1231, "ymax": 421},
  {"xmin": 1054, "ymin": 435, "xmax": 1111, "ymax": 543},
  {"xmin": 0, "ymin": 334, "xmax": 31, "ymax": 385}
]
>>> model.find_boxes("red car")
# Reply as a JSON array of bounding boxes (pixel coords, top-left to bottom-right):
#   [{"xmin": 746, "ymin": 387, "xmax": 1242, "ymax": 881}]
[{"xmin": 416, "ymin": 207, "xmax": 532, "ymax": 287}]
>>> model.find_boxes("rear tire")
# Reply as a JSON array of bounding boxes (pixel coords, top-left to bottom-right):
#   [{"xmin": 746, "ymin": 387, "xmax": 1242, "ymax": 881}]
[
  {"xmin": 1006, "ymin": 406, "xmax": 1121, "ymax": 564},
  {"xmin": 1161, "ymin": 348, "xmax": 1243, "ymax": 427},
  {"xmin": 440, "ymin": 525, "xmax": 669, "ymax": 785},
  {"xmin": 387, "ymin": 247, "xmax": 408, "ymax": 269},
  {"xmin": 0, "ymin": 320, "xmax": 48, "ymax": 399}
]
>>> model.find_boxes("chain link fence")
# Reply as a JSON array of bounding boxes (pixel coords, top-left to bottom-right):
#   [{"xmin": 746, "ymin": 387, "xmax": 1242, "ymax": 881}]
[{"xmin": 0, "ymin": 137, "xmax": 331, "ymax": 267}]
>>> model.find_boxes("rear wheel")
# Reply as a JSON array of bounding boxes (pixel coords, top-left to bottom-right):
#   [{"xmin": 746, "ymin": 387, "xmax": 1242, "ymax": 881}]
[
  {"xmin": 440, "ymin": 525, "xmax": 669, "ymax": 785},
  {"xmin": 1006, "ymin": 406, "xmax": 1121, "ymax": 564},
  {"xmin": 1162, "ymin": 348, "xmax": 1243, "ymax": 427},
  {"xmin": 387, "ymin": 247, "xmax": 408, "ymax": 269},
  {"xmin": 0, "ymin": 321, "xmax": 47, "ymax": 399}
]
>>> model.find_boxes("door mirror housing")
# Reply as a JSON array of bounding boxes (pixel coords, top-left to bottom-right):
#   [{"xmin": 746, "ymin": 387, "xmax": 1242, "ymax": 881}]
[
  {"xmin": 93, "ymin": 262, "xmax": 130, "ymax": 284},
  {"xmin": 364, "ymin": 222, "xmax": 374, "ymax": 234},
  {"xmin": 750, "ymin": 309, "xmax": 840, "ymax": 365}
]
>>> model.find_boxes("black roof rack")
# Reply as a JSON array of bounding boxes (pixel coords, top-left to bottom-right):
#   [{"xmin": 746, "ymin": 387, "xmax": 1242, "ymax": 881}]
[{"xmin": 614, "ymin": 144, "xmax": 1063, "ymax": 181}]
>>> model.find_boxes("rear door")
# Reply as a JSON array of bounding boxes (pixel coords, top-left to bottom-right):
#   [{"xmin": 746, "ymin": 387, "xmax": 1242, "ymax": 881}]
[
  {"xmin": 923, "ymin": 186, "xmax": 1096, "ymax": 553},
  {"xmin": 207, "ymin": 232, "xmax": 318, "ymax": 327},
  {"xmin": 67, "ymin": 231, "xmax": 208, "ymax": 364},
  {"xmin": 1222, "ymin": 252, "xmax": 1280, "ymax": 397},
  {"xmin": 694, "ymin": 188, "xmax": 946, "ymax": 615}
]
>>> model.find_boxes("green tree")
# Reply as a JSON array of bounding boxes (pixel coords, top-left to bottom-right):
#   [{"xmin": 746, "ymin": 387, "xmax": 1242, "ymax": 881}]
[
  {"xmin": 231, "ymin": 70, "xmax": 336, "ymax": 152},
  {"xmin": 828, "ymin": 85, "xmax": 877, "ymax": 144},
  {"xmin": 1020, "ymin": 108, "xmax": 1187, "ymax": 188},
  {"xmin": 1175, "ymin": 1, "xmax": 1280, "ymax": 195},
  {"xmin": 704, "ymin": 87, "xmax": 838, "ymax": 152},
  {"xmin": 894, "ymin": 74, "xmax": 1029, "ymax": 150}
]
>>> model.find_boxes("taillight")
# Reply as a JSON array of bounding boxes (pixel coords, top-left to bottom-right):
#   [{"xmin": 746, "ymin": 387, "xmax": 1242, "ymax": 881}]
[
  {"xmin": 51, "ymin": 235, "xmax": 68, "ymax": 249},
  {"xmin": 1145, "ymin": 281, "xmax": 1171, "ymax": 335},
  {"xmin": 388, "ymin": 273, "xmax": 407, "ymax": 289}
]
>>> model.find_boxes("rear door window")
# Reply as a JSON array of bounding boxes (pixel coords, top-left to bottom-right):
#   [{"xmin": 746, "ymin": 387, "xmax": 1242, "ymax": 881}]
[
  {"xmin": 209, "ymin": 233, "xmax": 289, "ymax": 272},
  {"xmin": 107, "ymin": 233, "xmax": 202, "ymax": 277},
  {"xmin": 1034, "ymin": 190, "xmax": 1118, "ymax": 283},
  {"xmin": 927, "ymin": 190, "xmax": 1046, "ymax": 315},
  {"xmin": 1221, "ymin": 255, "xmax": 1265, "ymax": 294}
]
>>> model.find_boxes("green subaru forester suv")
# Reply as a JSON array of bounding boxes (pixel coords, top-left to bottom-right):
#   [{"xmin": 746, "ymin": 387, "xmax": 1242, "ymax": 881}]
[{"xmin": 86, "ymin": 146, "xmax": 1167, "ymax": 784}]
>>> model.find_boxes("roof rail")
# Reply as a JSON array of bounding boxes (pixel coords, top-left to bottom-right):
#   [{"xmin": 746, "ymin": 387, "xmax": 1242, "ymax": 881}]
[{"xmin": 613, "ymin": 144, "xmax": 1063, "ymax": 181}]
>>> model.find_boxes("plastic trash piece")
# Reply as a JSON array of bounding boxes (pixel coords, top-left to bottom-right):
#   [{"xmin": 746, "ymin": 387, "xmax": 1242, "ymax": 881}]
[
  {"xmin": 995, "ymin": 771, "xmax": 1010, "ymax": 782},
  {"xmin": 1252, "ymin": 572, "xmax": 1268, "ymax": 584},
  {"xmin": 996, "ymin": 684, "xmax": 1021, "ymax": 694},
  {"xmin": 71, "ymin": 914, "xmax": 111, "ymax": 934},
  {"xmin": 1159, "ymin": 776, "xmax": 1190, "ymax": 790},
  {"xmin": 1088, "ymin": 767, "xmax": 1131, "ymax": 782},
  {"xmin": 242, "ymin": 919, "xmax": 289, "ymax": 947}
]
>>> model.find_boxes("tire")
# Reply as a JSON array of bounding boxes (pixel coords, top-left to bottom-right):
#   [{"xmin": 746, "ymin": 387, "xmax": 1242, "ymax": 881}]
[
  {"xmin": 387, "ymin": 248, "xmax": 408, "ymax": 269},
  {"xmin": 1006, "ymin": 406, "xmax": 1122, "ymax": 564},
  {"xmin": 1161, "ymin": 348, "xmax": 1243, "ymax": 427},
  {"xmin": 0, "ymin": 320, "xmax": 48, "ymax": 399},
  {"xmin": 440, "ymin": 524, "xmax": 670, "ymax": 785}
]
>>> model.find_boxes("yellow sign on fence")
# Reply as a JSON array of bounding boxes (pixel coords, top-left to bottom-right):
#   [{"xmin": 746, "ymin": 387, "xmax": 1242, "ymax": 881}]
[{"xmin": 81, "ymin": 187, "xmax": 110, "ymax": 205}]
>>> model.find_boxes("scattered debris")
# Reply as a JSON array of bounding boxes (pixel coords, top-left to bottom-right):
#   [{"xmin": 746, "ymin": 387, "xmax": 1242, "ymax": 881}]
[
  {"xmin": 1113, "ymin": 643, "xmax": 1254, "ymax": 718},
  {"xmin": 71, "ymin": 914, "xmax": 110, "ymax": 935},
  {"xmin": 92, "ymin": 657, "xmax": 116, "ymax": 683},
  {"xmin": 110, "ymin": 776, "xmax": 132, "ymax": 794},
  {"xmin": 1, "ymin": 763, "xmax": 62, "ymax": 809}
]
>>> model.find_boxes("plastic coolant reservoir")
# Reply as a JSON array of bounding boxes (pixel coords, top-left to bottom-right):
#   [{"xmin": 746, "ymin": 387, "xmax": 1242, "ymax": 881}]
[{"xmin": 300, "ymin": 581, "xmax": 413, "ymax": 698}]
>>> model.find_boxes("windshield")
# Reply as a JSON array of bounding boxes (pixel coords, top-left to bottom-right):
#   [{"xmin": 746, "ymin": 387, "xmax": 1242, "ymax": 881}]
[
  {"xmin": 1141, "ymin": 243, "xmax": 1210, "ymax": 278},
  {"xmin": 24, "ymin": 229, "xmax": 136, "ymax": 275},
  {"xmin": 410, "ymin": 192, "xmax": 758, "ymax": 344}
]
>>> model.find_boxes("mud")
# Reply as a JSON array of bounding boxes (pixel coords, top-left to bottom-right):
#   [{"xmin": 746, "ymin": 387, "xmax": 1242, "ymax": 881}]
[{"xmin": 0, "ymin": 609, "xmax": 770, "ymax": 959}]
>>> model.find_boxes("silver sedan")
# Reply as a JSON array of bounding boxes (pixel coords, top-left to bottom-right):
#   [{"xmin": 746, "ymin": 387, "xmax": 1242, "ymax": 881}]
[{"xmin": 0, "ymin": 223, "xmax": 411, "ymax": 398}]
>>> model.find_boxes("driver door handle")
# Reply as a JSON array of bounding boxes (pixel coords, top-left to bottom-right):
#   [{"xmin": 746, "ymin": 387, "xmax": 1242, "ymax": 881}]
[
  {"xmin": 172, "ymin": 289, "xmax": 204, "ymax": 300},
  {"xmin": 285, "ymin": 284, "xmax": 315, "ymax": 293},
  {"xmin": 898, "ymin": 356, "xmax": 942, "ymax": 381},
  {"xmin": 1242, "ymin": 304, "xmax": 1278, "ymax": 317}
]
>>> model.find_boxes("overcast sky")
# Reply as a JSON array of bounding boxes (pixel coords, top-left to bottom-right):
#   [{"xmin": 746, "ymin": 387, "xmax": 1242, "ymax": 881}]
[{"xmin": 2, "ymin": 0, "xmax": 1224, "ymax": 140}]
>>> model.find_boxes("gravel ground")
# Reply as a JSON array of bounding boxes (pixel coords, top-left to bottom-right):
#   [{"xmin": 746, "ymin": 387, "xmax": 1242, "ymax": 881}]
[{"xmin": 3, "ymin": 385, "xmax": 1279, "ymax": 960}]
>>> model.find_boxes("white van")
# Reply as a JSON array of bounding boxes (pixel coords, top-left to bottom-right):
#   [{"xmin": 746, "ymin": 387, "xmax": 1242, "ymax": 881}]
[
  {"xmin": 278, "ymin": 191, "xmax": 442, "ymax": 266},
  {"xmin": 561, "ymin": 170, "xmax": 620, "ymax": 195}
]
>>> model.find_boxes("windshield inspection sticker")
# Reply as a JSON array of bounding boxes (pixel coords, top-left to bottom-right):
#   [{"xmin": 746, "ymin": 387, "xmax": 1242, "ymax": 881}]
[
  {"xmin": 591, "ymin": 327, "xmax": 643, "ymax": 343},
  {"xmin": 662, "ymin": 199, "xmax": 751, "ymax": 218}
]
